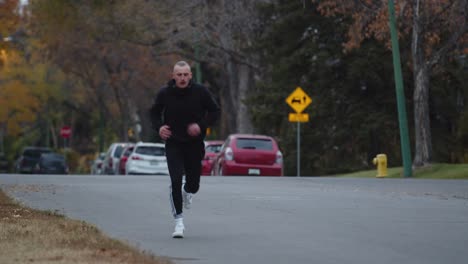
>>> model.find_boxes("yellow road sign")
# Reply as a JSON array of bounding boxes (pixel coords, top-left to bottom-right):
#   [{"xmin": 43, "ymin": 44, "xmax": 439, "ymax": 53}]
[
  {"xmin": 285, "ymin": 87, "xmax": 312, "ymax": 113},
  {"xmin": 288, "ymin": 113, "xmax": 309, "ymax": 122}
]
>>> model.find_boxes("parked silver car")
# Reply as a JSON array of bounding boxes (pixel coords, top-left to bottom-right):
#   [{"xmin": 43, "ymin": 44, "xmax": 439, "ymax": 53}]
[
  {"xmin": 90, "ymin": 152, "xmax": 106, "ymax": 175},
  {"xmin": 125, "ymin": 142, "xmax": 169, "ymax": 175},
  {"xmin": 102, "ymin": 143, "xmax": 132, "ymax": 175}
]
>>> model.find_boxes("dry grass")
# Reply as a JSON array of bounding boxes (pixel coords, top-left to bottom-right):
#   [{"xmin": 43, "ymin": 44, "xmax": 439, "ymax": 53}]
[{"xmin": 0, "ymin": 189, "xmax": 172, "ymax": 264}]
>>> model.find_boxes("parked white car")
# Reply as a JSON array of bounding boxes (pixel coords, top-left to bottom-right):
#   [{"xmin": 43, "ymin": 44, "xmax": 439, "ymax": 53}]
[{"xmin": 125, "ymin": 142, "xmax": 169, "ymax": 175}]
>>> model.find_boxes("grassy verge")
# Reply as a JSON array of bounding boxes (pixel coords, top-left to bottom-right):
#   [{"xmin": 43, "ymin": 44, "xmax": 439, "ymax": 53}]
[
  {"xmin": 336, "ymin": 163, "xmax": 468, "ymax": 179},
  {"xmin": 0, "ymin": 189, "xmax": 172, "ymax": 264}
]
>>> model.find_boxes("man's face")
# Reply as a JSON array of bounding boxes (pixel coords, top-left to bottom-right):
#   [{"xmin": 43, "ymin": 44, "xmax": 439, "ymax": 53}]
[{"xmin": 172, "ymin": 65, "xmax": 192, "ymax": 88}]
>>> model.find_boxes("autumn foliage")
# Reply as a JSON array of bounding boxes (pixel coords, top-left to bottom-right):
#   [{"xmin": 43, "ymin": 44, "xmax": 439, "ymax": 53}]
[
  {"xmin": 313, "ymin": 0, "xmax": 467, "ymax": 167},
  {"xmin": 314, "ymin": 1, "xmax": 467, "ymax": 55}
]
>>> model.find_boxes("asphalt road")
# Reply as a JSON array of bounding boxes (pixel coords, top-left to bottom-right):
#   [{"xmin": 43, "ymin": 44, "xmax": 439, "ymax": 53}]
[{"xmin": 1, "ymin": 174, "xmax": 468, "ymax": 264}]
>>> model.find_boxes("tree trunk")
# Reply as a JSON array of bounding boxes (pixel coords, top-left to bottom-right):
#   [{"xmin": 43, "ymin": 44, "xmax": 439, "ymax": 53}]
[
  {"xmin": 221, "ymin": 60, "xmax": 238, "ymax": 137},
  {"xmin": 50, "ymin": 122, "xmax": 58, "ymax": 149},
  {"xmin": 412, "ymin": 65, "xmax": 432, "ymax": 167},
  {"xmin": 128, "ymin": 100, "xmax": 141, "ymax": 142},
  {"xmin": 219, "ymin": 59, "xmax": 254, "ymax": 137},
  {"xmin": 236, "ymin": 63, "xmax": 254, "ymax": 134},
  {"xmin": 411, "ymin": 0, "xmax": 432, "ymax": 168},
  {"xmin": 0, "ymin": 125, "xmax": 4, "ymax": 153}
]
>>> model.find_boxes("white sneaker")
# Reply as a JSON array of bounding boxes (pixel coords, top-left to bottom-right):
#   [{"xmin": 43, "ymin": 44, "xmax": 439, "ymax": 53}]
[
  {"xmin": 182, "ymin": 187, "xmax": 193, "ymax": 209},
  {"xmin": 172, "ymin": 218, "xmax": 184, "ymax": 238}
]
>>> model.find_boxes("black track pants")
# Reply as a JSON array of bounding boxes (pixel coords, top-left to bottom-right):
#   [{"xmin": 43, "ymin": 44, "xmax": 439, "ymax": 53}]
[{"xmin": 166, "ymin": 140, "xmax": 205, "ymax": 217}]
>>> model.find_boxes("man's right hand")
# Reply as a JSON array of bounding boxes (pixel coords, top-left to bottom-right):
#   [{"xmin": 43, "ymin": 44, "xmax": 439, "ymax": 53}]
[{"xmin": 159, "ymin": 125, "xmax": 172, "ymax": 140}]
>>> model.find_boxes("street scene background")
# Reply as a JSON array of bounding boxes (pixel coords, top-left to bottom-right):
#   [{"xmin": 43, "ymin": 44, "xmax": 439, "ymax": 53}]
[{"xmin": 1, "ymin": 0, "xmax": 467, "ymax": 175}]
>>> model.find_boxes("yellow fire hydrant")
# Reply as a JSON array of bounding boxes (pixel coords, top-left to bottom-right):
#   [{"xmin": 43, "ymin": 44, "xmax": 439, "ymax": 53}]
[{"xmin": 372, "ymin": 154, "xmax": 388, "ymax": 178}]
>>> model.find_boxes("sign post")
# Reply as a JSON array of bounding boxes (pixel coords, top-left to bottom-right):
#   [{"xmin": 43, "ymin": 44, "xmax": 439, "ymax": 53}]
[
  {"xmin": 60, "ymin": 126, "xmax": 72, "ymax": 148},
  {"xmin": 285, "ymin": 87, "xmax": 312, "ymax": 177}
]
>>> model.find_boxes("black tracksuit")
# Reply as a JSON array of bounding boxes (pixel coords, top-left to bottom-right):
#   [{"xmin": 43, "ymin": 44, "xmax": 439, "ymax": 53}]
[{"xmin": 150, "ymin": 80, "xmax": 220, "ymax": 217}]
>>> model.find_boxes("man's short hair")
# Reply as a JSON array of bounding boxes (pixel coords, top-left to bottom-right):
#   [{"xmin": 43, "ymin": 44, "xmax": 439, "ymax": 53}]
[{"xmin": 174, "ymin": 61, "xmax": 190, "ymax": 68}]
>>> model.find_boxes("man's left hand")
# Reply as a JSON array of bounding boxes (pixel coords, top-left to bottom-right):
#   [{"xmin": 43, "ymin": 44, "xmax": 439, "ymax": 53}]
[{"xmin": 187, "ymin": 123, "xmax": 201, "ymax": 137}]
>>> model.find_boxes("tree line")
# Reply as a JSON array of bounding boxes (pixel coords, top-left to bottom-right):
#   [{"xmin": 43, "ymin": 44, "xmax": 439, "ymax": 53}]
[{"xmin": 0, "ymin": 0, "xmax": 466, "ymax": 175}]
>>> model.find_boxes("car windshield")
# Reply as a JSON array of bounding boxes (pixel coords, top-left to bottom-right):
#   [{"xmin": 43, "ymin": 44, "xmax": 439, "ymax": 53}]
[
  {"xmin": 206, "ymin": 144, "xmax": 222, "ymax": 153},
  {"xmin": 23, "ymin": 149, "xmax": 52, "ymax": 158},
  {"xmin": 123, "ymin": 147, "xmax": 134, "ymax": 157},
  {"xmin": 113, "ymin": 146, "xmax": 125, "ymax": 157},
  {"xmin": 135, "ymin": 146, "xmax": 165, "ymax": 156},
  {"xmin": 41, "ymin": 154, "xmax": 65, "ymax": 164},
  {"xmin": 236, "ymin": 138, "xmax": 273, "ymax": 150}
]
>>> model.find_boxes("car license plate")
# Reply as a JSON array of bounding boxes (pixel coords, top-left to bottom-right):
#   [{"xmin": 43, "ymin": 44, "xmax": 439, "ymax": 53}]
[
  {"xmin": 248, "ymin": 169, "xmax": 260, "ymax": 175},
  {"xmin": 150, "ymin": 160, "xmax": 159, "ymax": 165}
]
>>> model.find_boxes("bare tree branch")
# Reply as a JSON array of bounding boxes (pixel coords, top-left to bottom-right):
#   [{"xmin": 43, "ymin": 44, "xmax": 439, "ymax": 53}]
[{"xmin": 427, "ymin": 0, "xmax": 468, "ymax": 67}]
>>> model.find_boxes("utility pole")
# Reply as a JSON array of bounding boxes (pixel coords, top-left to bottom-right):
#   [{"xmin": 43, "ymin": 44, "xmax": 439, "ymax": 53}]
[
  {"xmin": 99, "ymin": 110, "xmax": 104, "ymax": 152},
  {"xmin": 388, "ymin": 0, "xmax": 412, "ymax": 177}
]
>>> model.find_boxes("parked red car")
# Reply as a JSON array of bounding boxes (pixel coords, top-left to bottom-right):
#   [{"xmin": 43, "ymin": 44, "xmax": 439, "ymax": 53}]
[
  {"xmin": 118, "ymin": 145, "xmax": 135, "ymax": 175},
  {"xmin": 211, "ymin": 134, "xmax": 283, "ymax": 176},
  {"xmin": 201, "ymin": 140, "xmax": 224, "ymax": 176}
]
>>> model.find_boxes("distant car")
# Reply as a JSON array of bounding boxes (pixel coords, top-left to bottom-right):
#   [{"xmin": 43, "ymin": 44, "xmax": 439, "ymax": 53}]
[
  {"xmin": 90, "ymin": 152, "xmax": 106, "ymax": 175},
  {"xmin": 0, "ymin": 152, "xmax": 9, "ymax": 173},
  {"xmin": 202, "ymin": 140, "xmax": 224, "ymax": 176},
  {"xmin": 211, "ymin": 134, "xmax": 283, "ymax": 176},
  {"xmin": 33, "ymin": 153, "xmax": 69, "ymax": 174},
  {"xmin": 118, "ymin": 144, "xmax": 135, "ymax": 175},
  {"xmin": 102, "ymin": 142, "xmax": 132, "ymax": 175},
  {"xmin": 126, "ymin": 142, "xmax": 169, "ymax": 175},
  {"xmin": 15, "ymin": 147, "xmax": 53, "ymax": 174}
]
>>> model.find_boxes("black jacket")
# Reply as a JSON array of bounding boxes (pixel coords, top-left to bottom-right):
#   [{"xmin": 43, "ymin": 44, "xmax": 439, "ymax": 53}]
[{"xmin": 150, "ymin": 80, "xmax": 220, "ymax": 142}]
